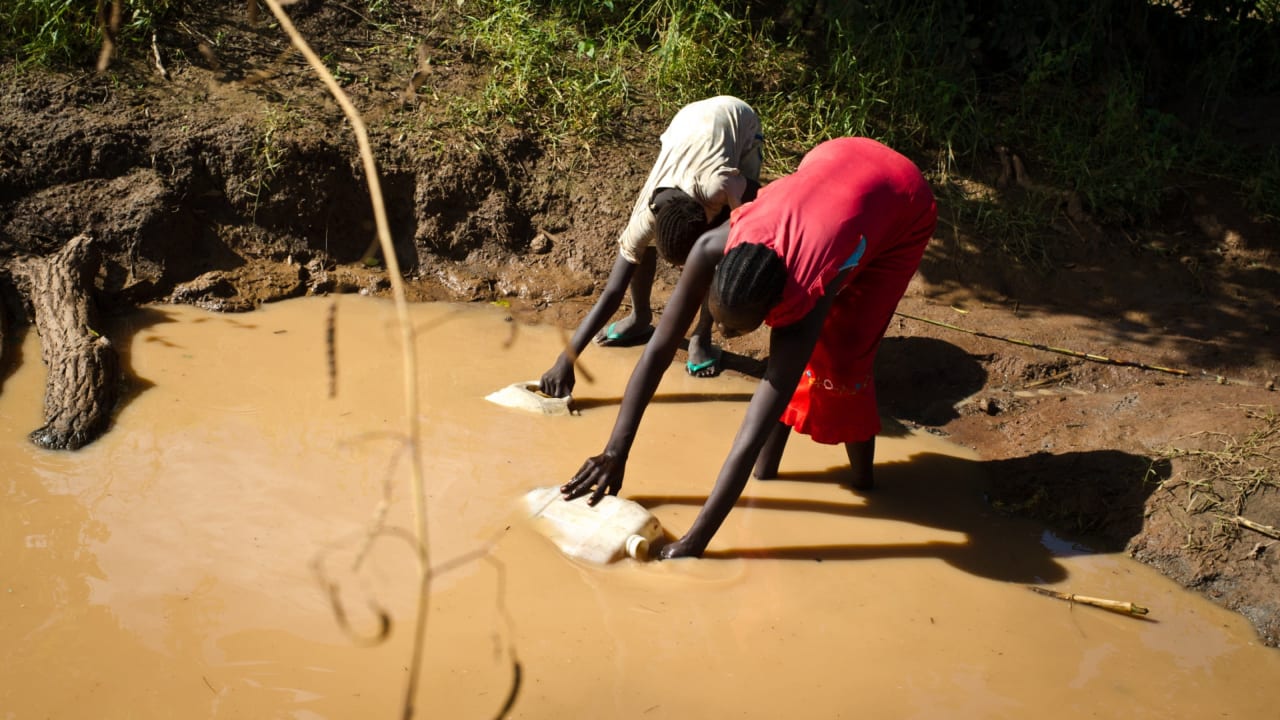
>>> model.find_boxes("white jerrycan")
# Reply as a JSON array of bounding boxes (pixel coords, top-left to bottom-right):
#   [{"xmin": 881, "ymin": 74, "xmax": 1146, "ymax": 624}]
[
  {"xmin": 485, "ymin": 381, "xmax": 573, "ymax": 416},
  {"xmin": 522, "ymin": 487, "xmax": 663, "ymax": 564}
]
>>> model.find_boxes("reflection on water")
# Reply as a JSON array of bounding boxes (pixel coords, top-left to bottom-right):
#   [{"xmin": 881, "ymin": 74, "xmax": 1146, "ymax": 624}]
[
  {"xmin": 1040, "ymin": 529, "xmax": 1094, "ymax": 558},
  {"xmin": 1, "ymin": 296, "xmax": 1277, "ymax": 719}
]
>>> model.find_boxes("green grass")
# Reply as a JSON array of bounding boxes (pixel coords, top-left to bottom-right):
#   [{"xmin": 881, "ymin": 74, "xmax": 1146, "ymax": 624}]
[
  {"xmin": 457, "ymin": 0, "xmax": 635, "ymax": 143},
  {"xmin": 3, "ymin": 0, "xmax": 102, "ymax": 67},
  {"xmin": 2, "ymin": 0, "xmax": 179, "ymax": 68}
]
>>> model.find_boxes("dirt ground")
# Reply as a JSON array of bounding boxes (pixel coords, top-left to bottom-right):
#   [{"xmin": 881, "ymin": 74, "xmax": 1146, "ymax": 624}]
[{"xmin": 1, "ymin": 2, "xmax": 1277, "ymax": 646}]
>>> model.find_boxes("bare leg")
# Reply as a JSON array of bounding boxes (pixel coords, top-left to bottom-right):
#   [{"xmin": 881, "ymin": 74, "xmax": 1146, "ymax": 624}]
[
  {"xmin": 846, "ymin": 437, "xmax": 875, "ymax": 490},
  {"xmin": 686, "ymin": 295, "xmax": 721, "ymax": 377},
  {"xmin": 753, "ymin": 421, "xmax": 791, "ymax": 479},
  {"xmin": 596, "ymin": 247, "xmax": 656, "ymax": 345}
]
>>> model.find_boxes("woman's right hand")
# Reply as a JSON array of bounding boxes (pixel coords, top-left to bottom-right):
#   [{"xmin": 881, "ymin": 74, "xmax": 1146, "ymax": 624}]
[
  {"xmin": 561, "ymin": 450, "xmax": 626, "ymax": 505},
  {"xmin": 539, "ymin": 357, "xmax": 575, "ymax": 398}
]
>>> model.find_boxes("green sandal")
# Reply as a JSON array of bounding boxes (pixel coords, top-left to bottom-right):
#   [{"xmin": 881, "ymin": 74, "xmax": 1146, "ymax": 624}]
[
  {"xmin": 595, "ymin": 321, "xmax": 655, "ymax": 347},
  {"xmin": 686, "ymin": 351, "xmax": 722, "ymax": 377}
]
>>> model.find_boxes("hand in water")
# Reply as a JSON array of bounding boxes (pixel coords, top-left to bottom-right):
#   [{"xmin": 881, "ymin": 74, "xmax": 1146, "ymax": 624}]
[
  {"xmin": 561, "ymin": 451, "xmax": 624, "ymax": 505},
  {"xmin": 658, "ymin": 534, "xmax": 707, "ymax": 560},
  {"xmin": 539, "ymin": 358, "xmax": 575, "ymax": 399}
]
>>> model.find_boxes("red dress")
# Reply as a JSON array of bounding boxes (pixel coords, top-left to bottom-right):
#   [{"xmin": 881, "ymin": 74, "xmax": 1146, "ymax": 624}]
[{"xmin": 724, "ymin": 137, "xmax": 937, "ymax": 444}]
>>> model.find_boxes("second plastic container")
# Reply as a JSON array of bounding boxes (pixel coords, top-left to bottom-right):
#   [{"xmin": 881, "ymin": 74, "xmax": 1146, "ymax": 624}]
[{"xmin": 522, "ymin": 486, "xmax": 663, "ymax": 564}]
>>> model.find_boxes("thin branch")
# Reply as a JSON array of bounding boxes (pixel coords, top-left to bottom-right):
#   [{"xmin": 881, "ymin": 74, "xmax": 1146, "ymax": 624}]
[
  {"xmin": 151, "ymin": 31, "xmax": 169, "ymax": 80},
  {"xmin": 1221, "ymin": 514, "xmax": 1280, "ymax": 540},
  {"xmin": 259, "ymin": 2, "xmax": 431, "ymax": 718},
  {"xmin": 95, "ymin": 0, "xmax": 122, "ymax": 73},
  {"xmin": 896, "ymin": 311, "xmax": 1254, "ymax": 385}
]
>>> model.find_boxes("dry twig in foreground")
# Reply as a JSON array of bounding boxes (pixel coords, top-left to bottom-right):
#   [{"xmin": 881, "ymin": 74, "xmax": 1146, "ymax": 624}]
[{"xmin": 1028, "ymin": 586, "xmax": 1151, "ymax": 617}]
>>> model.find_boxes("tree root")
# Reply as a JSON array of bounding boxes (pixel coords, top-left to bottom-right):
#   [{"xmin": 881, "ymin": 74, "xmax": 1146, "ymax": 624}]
[{"xmin": 9, "ymin": 234, "xmax": 120, "ymax": 450}]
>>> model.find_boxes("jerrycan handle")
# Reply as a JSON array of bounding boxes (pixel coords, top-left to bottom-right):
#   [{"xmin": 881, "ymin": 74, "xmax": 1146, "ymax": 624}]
[{"xmin": 625, "ymin": 534, "xmax": 650, "ymax": 561}]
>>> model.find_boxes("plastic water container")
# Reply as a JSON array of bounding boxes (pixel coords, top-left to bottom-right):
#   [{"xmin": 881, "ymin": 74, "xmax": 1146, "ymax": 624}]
[
  {"xmin": 485, "ymin": 381, "xmax": 573, "ymax": 416},
  {"xmin": 522, "ymin": 486, "xmax": 663, "ymax": 564}
]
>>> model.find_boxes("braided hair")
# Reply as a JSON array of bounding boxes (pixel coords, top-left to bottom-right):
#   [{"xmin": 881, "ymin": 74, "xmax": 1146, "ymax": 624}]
[
  {"xmin": 712, "ymin": 242, "xmax": 787, "ymax": 324},
  {"xmin": 652, "ymin": 188, "xmax": 709, "ymax": 265}
]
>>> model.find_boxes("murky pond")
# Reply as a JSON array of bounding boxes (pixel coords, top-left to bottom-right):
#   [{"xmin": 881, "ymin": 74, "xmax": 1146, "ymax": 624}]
[{"xmin": 2, "ymin": 296, "xmax": 1277, "ymax": 719}]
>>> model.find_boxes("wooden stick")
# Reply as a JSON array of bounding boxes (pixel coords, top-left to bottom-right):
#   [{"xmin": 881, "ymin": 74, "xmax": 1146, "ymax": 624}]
[
  {"xmin": 151, "ymin": 31, "xmax": 169, "ymax": 80},
  {"xmin": 1224, "ymin": 514, "xmax": 1280, "ymax": 540},
  {"xmin": 898, "ymin": 312, "xmax": 1189, "ymax": 375},
  {"xmin": 1027, "ymin": 585, "xmax": 1150, "ymax": 616},
  {"xmin": 896, "ymin": 311, "xmax": 1254, "ymax": 386}
]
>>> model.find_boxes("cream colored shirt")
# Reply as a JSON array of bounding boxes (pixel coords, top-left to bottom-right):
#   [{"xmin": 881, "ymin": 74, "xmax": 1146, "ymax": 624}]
[{"xmin": 617, "ymin": 96, "xmax": 763, "ymax": 264}]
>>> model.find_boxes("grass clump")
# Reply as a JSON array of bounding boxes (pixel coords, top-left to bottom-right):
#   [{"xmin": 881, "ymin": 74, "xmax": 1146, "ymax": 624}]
[
  {"xmin": 2, "ymin": 0, "xmax": 179, "ymax": 68},
  {"xmin": 457, "ymin": 0, "xmax": 634, "ymax": 143}
]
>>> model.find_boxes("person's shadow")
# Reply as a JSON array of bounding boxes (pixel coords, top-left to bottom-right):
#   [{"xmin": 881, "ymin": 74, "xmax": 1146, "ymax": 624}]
[
  {"xmin": 574, "ymin": 334, "xmax": 986, "ymax": 419},
  {"xmin": 874, "ymin": 335, "xmax": 989, "ymax": 428},
  {"xmin": 631, "ymin": 448, "xmax": 1171, "ymax": 585}
]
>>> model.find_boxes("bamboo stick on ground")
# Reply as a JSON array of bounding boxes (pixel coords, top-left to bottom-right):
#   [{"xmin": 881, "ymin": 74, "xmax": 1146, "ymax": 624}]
[
  {"xmin": 896, "ymin": 311, "xmax": 1255, "ymax": 386},
  {"xmin": 1223, "ymin": 514, "xmax": 1280, "ymax": 540},
  {"xmin": 1027, "ymin": 586, "xmax": 1151, "ymax": 616}
]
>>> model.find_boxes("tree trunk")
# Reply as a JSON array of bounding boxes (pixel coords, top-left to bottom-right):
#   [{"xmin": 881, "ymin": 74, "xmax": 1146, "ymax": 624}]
[{"xmin": 9, "ymin": 234, "xmax": 119, "ymax": 450}]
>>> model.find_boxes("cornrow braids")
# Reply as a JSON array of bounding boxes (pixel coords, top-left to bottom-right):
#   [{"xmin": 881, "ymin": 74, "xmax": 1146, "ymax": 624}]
[
  {"xmin": 713, "ymin": 242, "xmax": 787, "ymax": 317},
  {"xmin": 652, "ymin": 188, "xmax": 709, "ymax": 265}
]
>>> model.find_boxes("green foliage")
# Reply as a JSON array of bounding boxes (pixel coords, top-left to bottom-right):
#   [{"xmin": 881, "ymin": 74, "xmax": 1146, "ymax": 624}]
[
  {"xmin": 458, "ymin": 0, "xmax": 634, "ymax": 142},
  {"xmin": 4, "ymin": 0, "xmax": 100, "ymax": 66},
  {"xmin": 946, "ymin": 184, "xmax": 1056, "ymax": 269},
  {"xmin": 998, "ymin": 67, "xmax": 1181, "ymax": 225},
  {"xmin": 2, "ymin": 0, "xmax": 178, "ymax": 67}
]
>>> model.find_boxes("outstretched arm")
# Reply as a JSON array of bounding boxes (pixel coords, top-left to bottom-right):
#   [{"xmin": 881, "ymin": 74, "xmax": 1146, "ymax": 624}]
[
  {"xmin": 539, "ymin": 253, "xmax": 637, "ymax": 397},
  {"xmin": 562, "ymin": 224, "xmax": 730, "ymax": 504},
  {"xmin": 660, "ymin": 269, "xmax": 849, "ymax": 559}
]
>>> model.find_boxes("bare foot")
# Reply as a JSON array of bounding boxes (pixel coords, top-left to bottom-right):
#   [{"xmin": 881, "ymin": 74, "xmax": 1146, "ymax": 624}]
[{"xmin": 848, "ymin": 471, "xmax": 875, "ymax": 491}]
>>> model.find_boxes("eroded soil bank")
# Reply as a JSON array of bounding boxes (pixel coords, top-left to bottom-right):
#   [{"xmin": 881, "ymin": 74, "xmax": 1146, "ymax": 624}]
[{"xmin": 1, "ymin": 3, "xmax": 1277, "ymax": 647}]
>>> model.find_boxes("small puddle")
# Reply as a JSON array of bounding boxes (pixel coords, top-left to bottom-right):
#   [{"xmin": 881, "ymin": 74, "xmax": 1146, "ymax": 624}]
[{"xmin": 1, "ymin": 296, "xmax": 1277, "ymax": 718}]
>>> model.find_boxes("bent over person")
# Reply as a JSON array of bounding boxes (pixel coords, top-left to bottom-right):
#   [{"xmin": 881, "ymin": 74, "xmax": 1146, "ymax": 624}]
[
  {"xmin": 560, "ymin": 137, "xmax": 937, "ymax": 559},
  {"xmin": 538, "ymin": 96, "xmax": 763, "ymax": 397}
]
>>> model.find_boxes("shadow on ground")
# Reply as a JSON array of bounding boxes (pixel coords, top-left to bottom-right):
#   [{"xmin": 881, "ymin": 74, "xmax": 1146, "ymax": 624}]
[{"xmin": 633, "ymin": 447, "xmax": 1170, "ymax": 585}]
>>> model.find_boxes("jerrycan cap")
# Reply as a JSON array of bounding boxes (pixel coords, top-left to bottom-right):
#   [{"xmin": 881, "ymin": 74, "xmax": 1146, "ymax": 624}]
[{"xmin": 625, "ymin": 534, "xmax": 650, "ymax": 560}]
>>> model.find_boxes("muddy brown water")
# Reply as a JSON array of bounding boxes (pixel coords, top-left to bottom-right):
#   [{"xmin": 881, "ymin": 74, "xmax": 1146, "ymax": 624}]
[{"xmin": 2, "ymin": 296, "xmax": 1278, "ymax": 719}]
